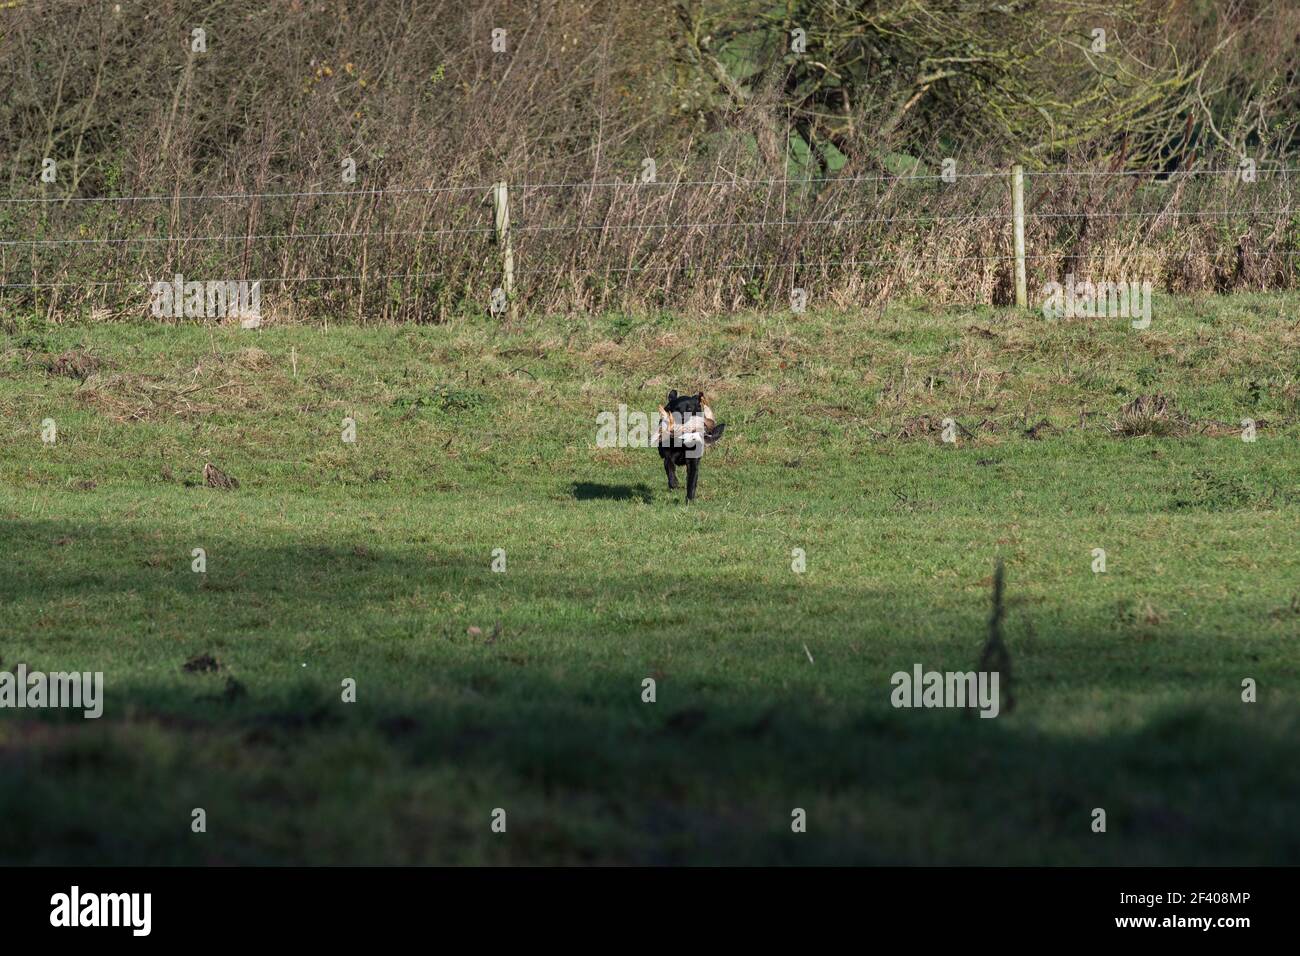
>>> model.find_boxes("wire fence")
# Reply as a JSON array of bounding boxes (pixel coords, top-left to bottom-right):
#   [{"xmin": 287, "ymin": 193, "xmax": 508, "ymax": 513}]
[
  {"xmin": 4, "ymin": 164, "xmax": 1298, "ymax": 206},
  {"xmin": 4, "ymin": 207, "xmax": 1299, "ymax": 250},
  {"xmin": 2, "ymin": 165, "xmax": 1298, "ymax": 310}
]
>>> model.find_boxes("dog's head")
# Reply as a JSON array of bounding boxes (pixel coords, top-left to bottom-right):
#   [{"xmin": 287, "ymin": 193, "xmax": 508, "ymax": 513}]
[{"xmin": 664, "ymin": 389, "xmax": 706, "ymax": 418}]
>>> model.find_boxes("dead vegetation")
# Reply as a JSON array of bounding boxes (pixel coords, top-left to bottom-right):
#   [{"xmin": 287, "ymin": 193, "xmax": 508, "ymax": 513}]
[
  {"xmin": 74, "ymin": 373, "xmax": 232, "ymax": 423},
  {"xmin": 44, "ymin": 350, "xmax": 103, "ymax": 381},
  {"xmin": 1, "ymin": 2, "xmax": 1297, "ymax": 321},
  {"xmin": 70, "ymin": 348, "xmax": 276, "ymax": 423},
  {"xmin": 233, "ymin": 347, "xmax": 271, "ymax": 371},
  {"xmin": 1110, "ymin": 394, "xmax": 1191, "ymax": 437}
]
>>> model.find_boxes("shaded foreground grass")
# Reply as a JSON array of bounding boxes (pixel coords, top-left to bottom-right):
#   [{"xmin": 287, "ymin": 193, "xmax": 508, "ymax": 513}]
[{"xmin": 1, "ymin": 295, "xmax": 1298, "ymax": 864}]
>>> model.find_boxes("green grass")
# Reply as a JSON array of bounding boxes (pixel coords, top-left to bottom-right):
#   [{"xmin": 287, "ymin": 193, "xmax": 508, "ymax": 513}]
[{"xmin": 1, "ymin": 294, "xmax": 1298, "ymax": 864}]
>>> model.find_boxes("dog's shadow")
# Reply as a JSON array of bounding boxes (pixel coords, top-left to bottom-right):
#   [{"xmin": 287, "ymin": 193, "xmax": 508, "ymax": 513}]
[{"xmin": 571, "ymin": 482, "xmax": 654, "ymax": 503}]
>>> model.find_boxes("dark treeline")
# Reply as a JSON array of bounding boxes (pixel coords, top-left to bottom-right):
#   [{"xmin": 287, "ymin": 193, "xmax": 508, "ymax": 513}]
[{"xmin": 2, "ymin": 0, "xmax": 1297, "ymax": 320}]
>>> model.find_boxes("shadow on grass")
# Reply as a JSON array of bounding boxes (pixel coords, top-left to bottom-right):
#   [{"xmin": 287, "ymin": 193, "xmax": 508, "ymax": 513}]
[
  {"xmin": 2, "ymin": 670, "xmax": 1296, "ymax": 866},
  {"xmin": 571, "ymin": 481, "xmax": 654, "ymax": 502},
  {"xmin": 1, "ymin": 519, "xmax": 1298, "ymax": 866}
]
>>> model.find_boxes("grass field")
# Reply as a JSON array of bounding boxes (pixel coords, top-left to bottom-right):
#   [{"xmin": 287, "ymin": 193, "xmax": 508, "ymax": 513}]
[{"xmin": 1, "ymin": 294, "xmax": 1298, "ymax": 865}]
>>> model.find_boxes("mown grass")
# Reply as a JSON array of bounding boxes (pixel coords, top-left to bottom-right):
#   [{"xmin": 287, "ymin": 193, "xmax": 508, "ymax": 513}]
[{"xmin": 1, "ymin": 294, "xmax": 1298, "ymax": 864}]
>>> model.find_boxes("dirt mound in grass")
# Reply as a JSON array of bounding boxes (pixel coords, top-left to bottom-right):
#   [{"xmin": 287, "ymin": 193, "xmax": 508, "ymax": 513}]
[
  {"xmin": 44, "ymin": 349, "xmax": 103, "ymax": 381},
  {"xmin": 896, "ymin": 414, "xmax": 945, "ymax": 439}
]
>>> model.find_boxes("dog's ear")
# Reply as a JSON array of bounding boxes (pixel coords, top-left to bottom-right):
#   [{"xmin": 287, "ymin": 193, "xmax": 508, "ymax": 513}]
[
  {"xmin": 667, "ymin": 389, "xmax": 678, "ymax": 403},
  {"xmin": 696, "ymin": 392, "xmax": 705, "ymax": 404}
]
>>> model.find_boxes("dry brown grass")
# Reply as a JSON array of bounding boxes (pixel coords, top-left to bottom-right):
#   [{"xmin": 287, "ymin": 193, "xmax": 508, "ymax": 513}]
[
  {"xmin": 44, "ymin": 350, "xmax": 103, "ymax": 381},
  {"xmin": 1111, "ymin": 394, "xmax": 1190, "ymax": 437}
]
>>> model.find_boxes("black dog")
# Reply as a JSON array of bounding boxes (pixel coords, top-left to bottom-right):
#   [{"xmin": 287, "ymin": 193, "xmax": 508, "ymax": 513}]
[{"xmin": 655, "ymin": 390, "xmax": 726, "ymax": 501}]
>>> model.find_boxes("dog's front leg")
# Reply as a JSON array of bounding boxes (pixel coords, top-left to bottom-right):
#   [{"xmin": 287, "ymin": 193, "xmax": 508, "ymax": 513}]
[
  {"xmin": 685, "ymin": 456, "xmax": 700, "ymax": 501},
  {"xmin": 663, "ymin": 453, "xmax": 678, "ymax": 490}
]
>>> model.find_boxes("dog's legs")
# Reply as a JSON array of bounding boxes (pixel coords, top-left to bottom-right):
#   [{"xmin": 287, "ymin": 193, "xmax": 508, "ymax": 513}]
[
  {"xmin": 685, "ymin": 456, "xmax": 699, "ymax": 501},
  {"xmin": 663, "ymin": 454, "xmax": 678, "ymax": 490}
]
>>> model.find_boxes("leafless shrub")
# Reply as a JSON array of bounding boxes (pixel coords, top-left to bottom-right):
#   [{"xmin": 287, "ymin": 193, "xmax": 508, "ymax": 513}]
[{"xmin": 1, "ymin": 1, "xmax": 1296, "ymax": 320}]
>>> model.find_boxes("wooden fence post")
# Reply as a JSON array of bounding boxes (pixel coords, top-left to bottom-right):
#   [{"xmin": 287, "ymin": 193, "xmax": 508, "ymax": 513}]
[
  {"xmin": 493, "ymin": 181, "xmax": 515, "ymax": 304},
  {"xmin": 1011, "ymin": 164, "xmax": 1027, "ymax": 309}
]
